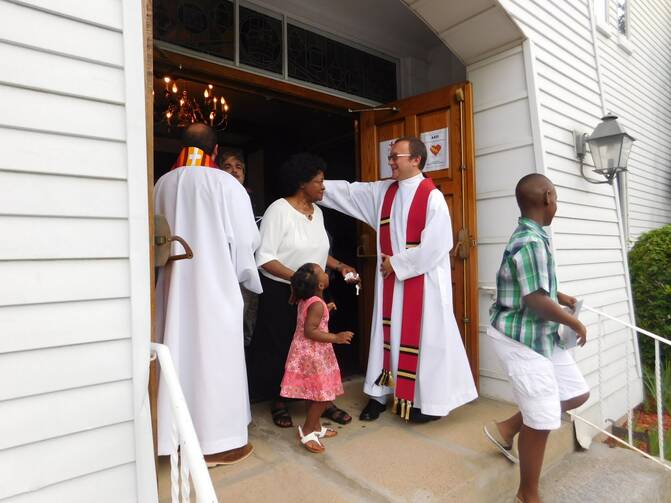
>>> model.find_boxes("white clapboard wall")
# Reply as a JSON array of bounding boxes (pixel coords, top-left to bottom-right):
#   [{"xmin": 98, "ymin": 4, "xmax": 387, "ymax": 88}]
[
  {"xmin": 0, "ymin": 1, "xmax": 154, "ymax": 501},
  {"xmin": 467, "ymin": 44, "xmax": 539, "ymax": 402},
  {"xmin": 399, "ymin": 0, "xmax": 643, "ymax": 431},
  {"xmin": 596, "ymin": 0, "xmax": 671, "ymax": 242},
  {"xmin": 496, "ymin": 0, "xmax": 644, "ymax": 431}
]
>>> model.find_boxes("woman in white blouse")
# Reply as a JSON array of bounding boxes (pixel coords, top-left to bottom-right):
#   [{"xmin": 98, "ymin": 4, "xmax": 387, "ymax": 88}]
[{"xmin": 248, "ymin": 153, "xmax": 359, "ymax": 428}]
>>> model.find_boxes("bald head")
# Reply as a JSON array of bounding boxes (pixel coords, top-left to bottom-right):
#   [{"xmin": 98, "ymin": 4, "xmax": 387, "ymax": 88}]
[
  {"xmin": 515, "ymin": 174, "xmax": 555, "ymax": 212},
  {"xmin": 182, "ymin": 123, "xmax": 217, "ymax": 155}
]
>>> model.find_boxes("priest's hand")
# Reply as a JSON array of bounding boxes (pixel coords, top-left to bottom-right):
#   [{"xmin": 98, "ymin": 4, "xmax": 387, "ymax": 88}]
[{"xmin": 380, "ymin": 254, "xmax": 394, "ymax": 279}]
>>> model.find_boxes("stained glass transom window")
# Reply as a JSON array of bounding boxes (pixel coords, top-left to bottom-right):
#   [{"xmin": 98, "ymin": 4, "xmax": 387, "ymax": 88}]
[
  {"xmin": 239, "ymin": 6, "xmax": 283, "ymax": 74},
  {"xmin": 287, "ymin": 24, "xmax": 397, "ymax": 103},
  {"xmin": 154, "ymin": 0, "xmax": 235, "ymax": 61}
]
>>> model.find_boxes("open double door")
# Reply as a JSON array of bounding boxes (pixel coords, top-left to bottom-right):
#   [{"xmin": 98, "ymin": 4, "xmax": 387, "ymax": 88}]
[{"xmin": 355, "ymin": 83, "xmax": 479, "ymax": 384}]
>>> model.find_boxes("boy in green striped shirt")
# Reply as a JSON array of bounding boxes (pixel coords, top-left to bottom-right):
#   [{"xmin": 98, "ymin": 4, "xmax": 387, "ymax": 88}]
[{"xmin": 483, "ymin": 174, "xmax": 590, "ymax": 503}]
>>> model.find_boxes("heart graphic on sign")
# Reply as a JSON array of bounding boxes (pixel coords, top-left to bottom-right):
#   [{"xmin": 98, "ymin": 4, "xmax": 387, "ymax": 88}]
[{"xmin": 430, "ymin": 144, "xmax": 442, "ymax": 156}]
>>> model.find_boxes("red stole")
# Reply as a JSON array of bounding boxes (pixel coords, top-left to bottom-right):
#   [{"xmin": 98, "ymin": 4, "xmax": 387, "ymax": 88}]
[
  {"xmin": 171, "ymin": 146, "xmax": 218, "ymax": 170},
  {"xmin": 375, "ymin": 176, "xmax": 435, "ymax": 420}
]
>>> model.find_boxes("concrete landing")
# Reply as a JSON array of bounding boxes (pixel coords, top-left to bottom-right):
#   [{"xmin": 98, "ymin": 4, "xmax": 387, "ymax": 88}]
[
  {"xmin": 157, "ymin": 377, "xmax": 576, "ymax": 503},
  {"xmin": 541, "ymin": 442, "xmax": 671, "ymax": 503}
]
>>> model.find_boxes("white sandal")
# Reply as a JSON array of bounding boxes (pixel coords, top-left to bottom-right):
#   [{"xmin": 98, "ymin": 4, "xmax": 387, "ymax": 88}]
[
  {"xmin": 317, "ymin": 426, "xmax": 337, "ymax": 438},
  {"xmin": 298, "ymin": 425, "xmax": 324, "ymax": 453}
]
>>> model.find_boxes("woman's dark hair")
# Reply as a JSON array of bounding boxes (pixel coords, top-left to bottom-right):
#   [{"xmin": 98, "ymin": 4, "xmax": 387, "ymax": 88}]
[
  {"xmin": 289, "ymin": 263, "xmax": 320, "ymax": 303},
  {"xmin": 282, "ymin": 153, "xmax": 327, "ymax": 195}
]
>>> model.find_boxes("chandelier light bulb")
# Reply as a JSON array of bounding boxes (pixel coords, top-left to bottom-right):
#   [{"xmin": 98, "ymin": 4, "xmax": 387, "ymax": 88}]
[
  {"xmin": 165, "ymin": 111, "xmax": 172, "ymax": 119},
  {"xmin": 213, "ymin": 97, "xmax": 218, "ymax": 104},
  {"xmin": 179, "ymin": 98, "xmax": 185, "ymax": 106},
  {"xmin": 203, "ymin": 88, "xmax": 209, "ymax": 98},
  {"xmin": 224, "ymin": 103, "xmax": 229, "ymax": 112},
  {"xmin": 164, "ymin": 76, "xmax": 171, "ymax": 83},
  {"xmin": 208, "ymin": 84, "xmax": 213, "ymax": 89},
  {"xmin": 172, "ymin": 82, "xmax": 178, "ymax": 93}
]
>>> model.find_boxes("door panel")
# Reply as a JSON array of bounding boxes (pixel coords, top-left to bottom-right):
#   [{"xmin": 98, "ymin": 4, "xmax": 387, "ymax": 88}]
[{"xmin": 357, "ymin": 82, "xmax": 479, "ymax": 386}]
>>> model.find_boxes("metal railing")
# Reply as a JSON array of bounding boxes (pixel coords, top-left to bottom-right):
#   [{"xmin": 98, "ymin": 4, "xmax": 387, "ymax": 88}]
[
  {"xmin": 567, "ymin": 305, "xmax": 670, "ymax": 471},
  {"xmin": 151, "ymin": 343, "xmax": 219, "ymax": 502}
]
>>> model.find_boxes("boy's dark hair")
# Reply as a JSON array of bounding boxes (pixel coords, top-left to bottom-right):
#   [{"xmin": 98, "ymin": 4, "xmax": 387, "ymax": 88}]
[
  {"xmin": 394, "ymin": 136, "xmax": 427, "ymax": 170},
  {"xmin": 289, "ymin": 263, "xmax": 320, "ymax": 304},
  {"xmin": 283, "ymin": 153, "xmax": 327, "ymax": 195}
]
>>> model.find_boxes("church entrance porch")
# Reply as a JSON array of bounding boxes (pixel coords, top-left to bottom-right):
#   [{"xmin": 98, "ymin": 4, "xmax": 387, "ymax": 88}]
[{"xmin": 156, "ymin": 377, "xmax": 578, "ymax": 502}]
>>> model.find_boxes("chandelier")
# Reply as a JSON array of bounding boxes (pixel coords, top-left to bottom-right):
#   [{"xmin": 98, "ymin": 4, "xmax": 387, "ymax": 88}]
[{"xmin": 158, "ymin": 77, "xmax": 230, "ymax": 130}]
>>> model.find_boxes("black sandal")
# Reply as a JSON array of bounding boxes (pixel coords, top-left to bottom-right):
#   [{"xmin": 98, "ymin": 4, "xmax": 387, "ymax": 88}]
[
  {"xmin": 321, "ymin": 404, "xmax": 352, "ymax": 425},
  {"xmin": 271, "ymin": 402, "xmax": 293, "ymax": 428}
]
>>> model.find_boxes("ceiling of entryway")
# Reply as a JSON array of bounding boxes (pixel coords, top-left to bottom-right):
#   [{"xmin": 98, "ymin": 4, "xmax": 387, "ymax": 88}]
[
  {"xmin": 258, "ymin": 0, "xmax": 524, "ymax": 65},
  {"xmin": 402, "ymin": 0, "xmax": 525, "ymax": 64}
]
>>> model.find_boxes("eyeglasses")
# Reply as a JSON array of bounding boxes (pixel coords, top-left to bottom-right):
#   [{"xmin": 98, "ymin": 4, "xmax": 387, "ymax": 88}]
[{"xmin": 387, "ymin": 153, "xmax": 414, "ymax": 162}]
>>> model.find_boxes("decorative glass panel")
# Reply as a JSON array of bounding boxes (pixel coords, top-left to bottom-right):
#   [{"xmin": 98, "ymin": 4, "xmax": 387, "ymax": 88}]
[
  {"xmin": 154, "ymin": 0, "xmax": 235, "ymax": 61},
  {"xmin": 288, "ymin": 24, "xmax": 397, "ymax": 103},
  {"xmin": 239, "ymin": 6, "xmax": 283, "ymax": 74}
]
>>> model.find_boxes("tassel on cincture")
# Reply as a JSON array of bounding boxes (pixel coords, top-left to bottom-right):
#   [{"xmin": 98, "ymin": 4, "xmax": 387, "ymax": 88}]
[
  {"xmin": 374, "ymin": 369, "xmax": 387, "ymax": 387},
  {"xmin": 404, "ymin": 400, "xmax": 412, "ymax": 421},
  {"xmin": 400, "ymin": 399, "xmax": 406, "ymax": 419},
  {"xmin": 392, "ymin": 396, "xmax": 399, "ymax": 415}
]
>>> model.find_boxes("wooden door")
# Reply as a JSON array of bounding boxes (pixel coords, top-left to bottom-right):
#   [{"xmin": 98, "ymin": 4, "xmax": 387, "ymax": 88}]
[{"xmin": 357, "ymin": 82, "xmax": 479, "ymax": 385}]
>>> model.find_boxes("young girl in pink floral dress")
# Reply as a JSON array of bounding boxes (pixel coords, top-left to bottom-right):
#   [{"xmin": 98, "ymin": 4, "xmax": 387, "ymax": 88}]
[{"xmin": 281, "ymin": 263, "xmax": 353, "ymax": 453}]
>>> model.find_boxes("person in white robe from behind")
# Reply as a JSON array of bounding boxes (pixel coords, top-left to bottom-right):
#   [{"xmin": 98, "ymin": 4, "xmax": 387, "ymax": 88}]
[
  {"xmin": 319, "ymin": 136, "xmax": 477, "ymax": 423},
  {"xmin": 155, "ymin": 123, "xmax": 262, "ymax": 466}
]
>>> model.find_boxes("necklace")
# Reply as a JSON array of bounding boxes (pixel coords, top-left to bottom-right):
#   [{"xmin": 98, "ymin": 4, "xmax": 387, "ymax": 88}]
[{"xmin": 288, "ymin": 197, "xmax": 314, "ymax": 220}]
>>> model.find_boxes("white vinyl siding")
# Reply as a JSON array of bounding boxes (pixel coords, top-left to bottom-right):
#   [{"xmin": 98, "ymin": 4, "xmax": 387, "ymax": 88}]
[
  {"xmin": 500, "ymin": 0, "xmax": 643, "ymax": 433},
  {"xmin": 0, "ymin": 0, "xmax": 152, "ymax": 500},
  {"xmin": 597, "ymin": 0, "xmax": 671, "ymax": 241},
  {"xmin": 467, "ymin": 45, "xmax": 537, "ymax": 401}
]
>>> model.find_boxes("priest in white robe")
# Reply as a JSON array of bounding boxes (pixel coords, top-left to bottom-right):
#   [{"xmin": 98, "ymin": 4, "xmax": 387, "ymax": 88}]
[
  {"xmin": 319, "ymin": 136, "xmax": 477, "ymax": 422},
  {"xmin": 155, "ymin": 123, "xmax": 262, "ymax": 465}
]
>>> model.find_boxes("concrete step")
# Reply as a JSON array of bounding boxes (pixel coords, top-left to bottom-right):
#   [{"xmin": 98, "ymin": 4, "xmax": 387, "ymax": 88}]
[
  {"xmin": 541, "ymin": 442, "xmax": 671, "ymax": 503},
  {"xmin": 156, "ymin": 377, "xmax": 590, "ymax": 503}
]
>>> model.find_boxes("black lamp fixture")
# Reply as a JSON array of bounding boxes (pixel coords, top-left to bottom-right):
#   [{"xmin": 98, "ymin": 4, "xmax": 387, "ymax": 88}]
[{"xmin": 574, "ymin": 113, "xmax": 635, "ymax": 184}]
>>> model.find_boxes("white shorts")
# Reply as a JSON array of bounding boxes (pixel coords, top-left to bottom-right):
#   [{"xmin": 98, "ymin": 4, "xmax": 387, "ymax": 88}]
[{"xmin": 487, "ymin": 326, "xmax": 589, "ymax": 430}]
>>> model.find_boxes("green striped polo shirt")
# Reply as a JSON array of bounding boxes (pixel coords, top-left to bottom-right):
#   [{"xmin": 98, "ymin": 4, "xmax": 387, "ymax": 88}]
[{"xmin": 489, "ymin": 217, "xmax": 559, "ymax": 357}]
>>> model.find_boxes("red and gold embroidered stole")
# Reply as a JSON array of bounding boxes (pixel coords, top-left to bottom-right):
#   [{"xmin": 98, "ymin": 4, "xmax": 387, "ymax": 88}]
[
  {"xmin": 375, "ymin": 177, "xmax": 435, "ymax": 420},
  {"xmin": 171, "ymin": 146, "xmax": 218, "ymax": 170}
]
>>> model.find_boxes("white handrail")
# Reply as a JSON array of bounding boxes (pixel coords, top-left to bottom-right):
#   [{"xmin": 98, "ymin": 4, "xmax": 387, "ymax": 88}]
[
  {"xmin": 582, "ymin": 304, "xmax": 671, "ymax": 346},
  {"xmin": 151, "ymin": 343, "xmax": 218, "ymax": 503},
  {"xmin": 577, "ymin": 305, "xmax": 670, "ymax": 471}
]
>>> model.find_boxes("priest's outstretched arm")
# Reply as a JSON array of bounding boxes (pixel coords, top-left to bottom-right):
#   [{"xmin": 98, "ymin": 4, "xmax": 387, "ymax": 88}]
[
  {"xmin": 320, "ymin": 180, "xmax": 387, "ymax": 229},
  {"xmin": 389, "ymin": 191, "xmax": 454, "ymax": 281}
]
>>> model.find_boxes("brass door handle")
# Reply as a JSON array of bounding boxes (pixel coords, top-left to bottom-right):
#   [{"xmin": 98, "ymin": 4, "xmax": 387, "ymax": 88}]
[
  {"xmin": 166, "ymin": 235, "xmax": 193, "ymax": 263},
  {"xmin": 450, "ymin": 228, "xmax": 470, "ymax": 260},
  {"xmin": 155, "ymin": 214, "xmax": 194, "ymax": 267}
]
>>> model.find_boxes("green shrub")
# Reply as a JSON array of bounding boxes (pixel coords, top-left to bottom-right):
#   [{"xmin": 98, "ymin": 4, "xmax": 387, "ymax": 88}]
[{"xmin": 628, "ymin": 224, "xmax": 671, "ymax": 371}]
